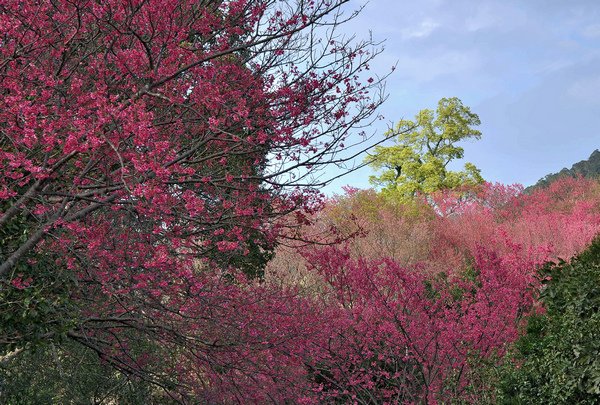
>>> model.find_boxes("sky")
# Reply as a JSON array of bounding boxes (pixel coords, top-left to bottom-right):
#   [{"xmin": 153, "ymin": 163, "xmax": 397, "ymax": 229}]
[{"xmin": 322, "ymin": 0, "xmax": 600, "ymax": 195}]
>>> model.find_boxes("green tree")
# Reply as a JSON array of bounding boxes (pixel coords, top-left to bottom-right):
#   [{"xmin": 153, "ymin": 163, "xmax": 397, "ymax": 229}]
[
  {"xmin": 0, "ymin": 340, "xmax": 172, "ymax": 405},
  {"xmin": 367, "ymin": 97, "xmax": 483, "ymax": 200},
  {"xmin": 498, "ymin": 237, "xmax": 600, "ymax": 404}
]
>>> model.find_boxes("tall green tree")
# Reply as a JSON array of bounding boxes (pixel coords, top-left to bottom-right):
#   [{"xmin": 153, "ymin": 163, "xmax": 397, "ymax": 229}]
[{"xmin": 368, "ymin": 97, "xmax": 483, "ymax": 200}]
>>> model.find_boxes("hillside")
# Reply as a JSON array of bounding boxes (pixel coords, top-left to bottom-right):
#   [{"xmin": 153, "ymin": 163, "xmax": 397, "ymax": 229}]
[{"xmin": 529, "ymin": 149, "xmax": 600, "ymax": 190}]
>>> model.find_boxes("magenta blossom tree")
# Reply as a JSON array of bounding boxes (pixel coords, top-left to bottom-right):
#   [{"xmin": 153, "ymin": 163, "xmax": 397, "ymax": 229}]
[{"xmin": 0, "ymin": 0, "xmax": 386, "ymax": 400}]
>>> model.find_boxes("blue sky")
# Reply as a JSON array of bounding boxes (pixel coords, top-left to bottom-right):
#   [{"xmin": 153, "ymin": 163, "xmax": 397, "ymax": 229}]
[{"xmin": 323, "ymin": 0, "xmax": 600, "ymax": 194}]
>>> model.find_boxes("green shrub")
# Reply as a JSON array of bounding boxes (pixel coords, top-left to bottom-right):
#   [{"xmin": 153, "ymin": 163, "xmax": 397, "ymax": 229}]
[{"xmin": 498, "ymin": 237, "xmax": 600, "ymax": 404}]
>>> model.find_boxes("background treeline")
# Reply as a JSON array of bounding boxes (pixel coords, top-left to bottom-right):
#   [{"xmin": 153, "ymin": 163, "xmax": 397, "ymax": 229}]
[{"xmin": 529, "ymin": 149, "xmax": 600, "ymax": 191}]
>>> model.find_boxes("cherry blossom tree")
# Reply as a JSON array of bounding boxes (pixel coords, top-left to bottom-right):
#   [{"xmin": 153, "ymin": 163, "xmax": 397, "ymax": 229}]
[
  {"xmin": 0, "ymin": 0, "xmax": 387, "ymax": 400},
  {"xmin": 0, "ymin": 0, "xmax": 386, "ymax": 277},
  {"xmin": 269, "ymin": 177, "xmax": 600, "ymax": 403}
]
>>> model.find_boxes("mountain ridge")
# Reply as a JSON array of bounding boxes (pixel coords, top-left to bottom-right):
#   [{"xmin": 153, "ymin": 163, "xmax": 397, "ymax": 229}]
[{"xmin": 528, "ymin": 149, "xmax": 600, "ymax": 191}]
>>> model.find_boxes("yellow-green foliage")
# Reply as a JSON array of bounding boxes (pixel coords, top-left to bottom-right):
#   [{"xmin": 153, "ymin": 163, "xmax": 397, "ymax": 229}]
[{"xmin": 368, "ymin": 97, "xmax": 484, "ymax": 200}]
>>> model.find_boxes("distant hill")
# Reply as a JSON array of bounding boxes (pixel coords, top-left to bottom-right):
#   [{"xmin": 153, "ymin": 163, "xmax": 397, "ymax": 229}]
[{"xmin": 528, "ymin": 149, "xmax": 600, "ymax": 191}]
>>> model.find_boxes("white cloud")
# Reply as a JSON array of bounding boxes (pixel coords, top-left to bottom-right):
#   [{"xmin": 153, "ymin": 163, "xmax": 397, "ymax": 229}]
[
  {"xmin": 394, "ymin": 50, "xmax": 482, "ymax": 83},
  {"xmin": 567, "ymin": 75, "xmax": 600, "ymax": 104},
  {"xmin": 464, "ymin": 2, "xmax": 528, "ymax": 32},
  {"xmin": 581, "ymin": 23, "xmax": 600, "ymax": 39},
  {"xmin": 536, "ymin": 58, "xmax": 575, "ymax": 74},
  {"xmin": 400, "ymin": 18, "xmax": 440, "ymax": 40}
]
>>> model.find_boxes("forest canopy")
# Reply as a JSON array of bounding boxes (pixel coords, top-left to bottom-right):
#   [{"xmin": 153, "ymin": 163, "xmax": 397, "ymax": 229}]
[{"xmin": 1, "ymin": 1, "xmax": 599, "ymax": 404}]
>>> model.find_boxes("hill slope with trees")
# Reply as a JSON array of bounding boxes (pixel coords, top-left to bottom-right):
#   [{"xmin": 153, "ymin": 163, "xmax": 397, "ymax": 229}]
[{"xmin": 529, "ymin": 149, "xmax": 600, "ymax": 191}]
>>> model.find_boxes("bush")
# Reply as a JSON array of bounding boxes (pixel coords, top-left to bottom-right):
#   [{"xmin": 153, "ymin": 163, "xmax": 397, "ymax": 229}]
[{"xmin": 498, "ymin": 237, "xmax": 600, "ymax": 404}]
